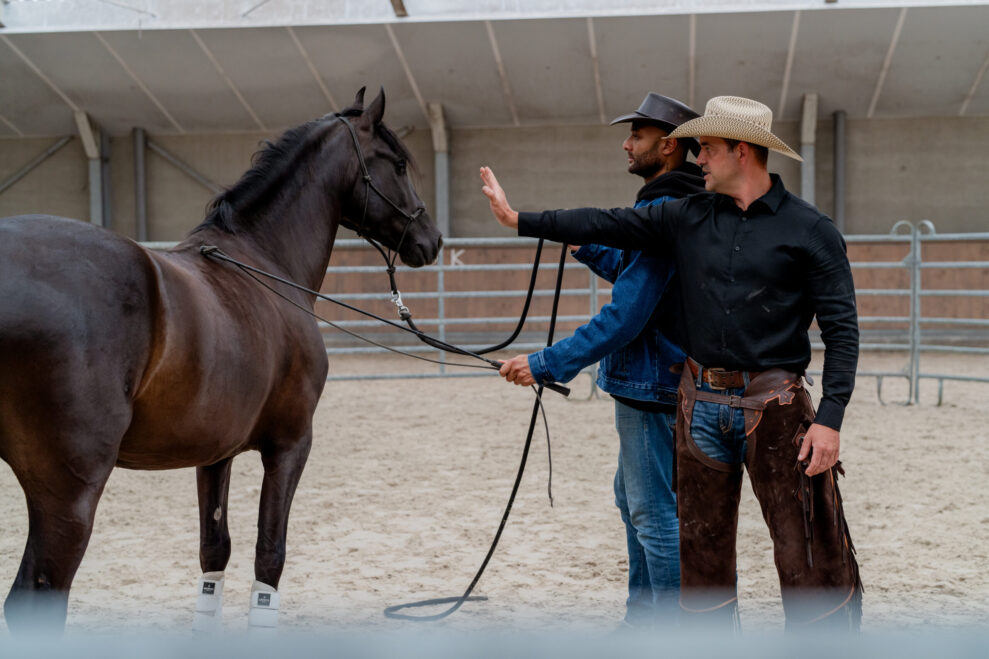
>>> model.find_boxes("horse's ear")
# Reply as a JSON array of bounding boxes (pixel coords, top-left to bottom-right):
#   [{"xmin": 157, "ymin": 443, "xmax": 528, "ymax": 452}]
[
  {"xmin": 353, "ymin": 87, "xmax": 366, "ymax": 110},
  {"xmin": 366, "ymin": 87, "xmax": 386, "ymax": 125}
]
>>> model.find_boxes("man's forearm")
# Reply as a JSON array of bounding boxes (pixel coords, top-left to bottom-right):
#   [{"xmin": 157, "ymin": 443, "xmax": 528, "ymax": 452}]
[{"xmin": 518, "ymin": 206, "xmax": 669, "ymax": 255}]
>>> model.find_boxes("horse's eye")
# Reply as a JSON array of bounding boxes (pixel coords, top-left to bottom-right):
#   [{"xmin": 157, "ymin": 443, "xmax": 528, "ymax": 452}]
[{"xmin": 396, "ymin": 160, "xmax": 407, "ymax": 176}]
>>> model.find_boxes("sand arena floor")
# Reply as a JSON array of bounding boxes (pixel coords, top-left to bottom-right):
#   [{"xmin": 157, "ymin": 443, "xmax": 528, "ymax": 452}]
[{"xmin": 1, "ymin": 351, "xmax": 987, "ymax": 634}]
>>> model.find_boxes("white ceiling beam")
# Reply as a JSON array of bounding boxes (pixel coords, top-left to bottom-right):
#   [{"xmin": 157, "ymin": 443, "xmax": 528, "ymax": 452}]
[
  {"xmin": 286, "ymin": 26, "xmax": 340, "ymax": 114},
  {"xmin": 74, "ymin": 110, "xmax": 100, "ymax": 159},
  {"xmin": 959, "ymin": 48, "xmax": 989, "ymax": 117},
  {"xmin": 94, "ymin": 31, "xmax": 184, "ymax": 133},
  {"xmin": 384, "ymin": 23, "xmax": 429, "ymax": 123},
  {"xmin": 586, "ymin": 18, "xmax": 606, "ymax": 125},
  {"xmin": 1, "ymin": 35, "xmax": 80, "ymax": 113},
  {"xmin": 868, "ymin": 7, "xmax": 908, "ymax": 119},
  {"xmin": 688, "ymin": 14, "xmax": 697, "ymax": 109},
  {"xmin": 778, "ymin": 11, "xmax": 801, "ymax": 118},
  {"xmin": 0, "ymin": 112, "xmax": 24, "ymax": 137},
  {"xmin": 190, "ymin": 29, "xmax": 266, "ymax": 131},
  {"xmin": 485, "ymin": 20, "xmax": 519, "ymax": 127}
]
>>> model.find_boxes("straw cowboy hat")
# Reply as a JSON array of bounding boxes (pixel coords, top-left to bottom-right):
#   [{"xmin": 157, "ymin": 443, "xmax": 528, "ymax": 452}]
[
  {"xmin": 666, "ymin": 95, "xmax": 803, "ymax": 161},
  {"xmin": 610, "ymin": 92, "xmax": 701, "ymax": 156}
]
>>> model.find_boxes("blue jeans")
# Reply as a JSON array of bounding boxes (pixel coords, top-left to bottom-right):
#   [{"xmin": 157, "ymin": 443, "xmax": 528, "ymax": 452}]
[
  {"xmin": 688, "ymin": 380, "xmax": 748, "ymax": 465},
  {"xmin": 613, "ymin": 401, "xmax": 680, "ymax": 626}
]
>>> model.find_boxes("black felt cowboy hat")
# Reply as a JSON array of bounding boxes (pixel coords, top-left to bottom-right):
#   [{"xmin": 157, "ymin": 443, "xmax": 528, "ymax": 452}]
[{"xmin": 611, "ymin": 92, "xmax": 701, "ymax": 156}]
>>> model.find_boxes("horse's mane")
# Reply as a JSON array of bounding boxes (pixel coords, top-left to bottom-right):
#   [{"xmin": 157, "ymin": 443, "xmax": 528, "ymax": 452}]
[{"xmin": 194, "ymin": 107, "xmax": 414, "ymax": 235}]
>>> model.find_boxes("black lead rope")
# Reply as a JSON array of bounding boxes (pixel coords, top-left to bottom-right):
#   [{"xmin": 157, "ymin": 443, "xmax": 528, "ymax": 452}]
[
  {"xmin": 389, "ymin": 240, "xmax": 546, "ymax": 357},
  {"xmin": 200, "ymin": 245, "xmax": 569, "ymax": 396},
  {"xmin": 200, "ymin": 242, "xmax": 571, "ymax": 621},
  {"xmin": 381, "ymin": 243, "xmax": 569, "ymax": 622}
]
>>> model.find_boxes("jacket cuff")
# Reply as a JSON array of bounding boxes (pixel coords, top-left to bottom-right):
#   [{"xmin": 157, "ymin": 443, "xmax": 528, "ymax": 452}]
[
  {"xmin": 518, "ymin": 212, "xmax": 543, "ymax": 237},
  {"xmin": 813, "ymin": 399, "xmax": 845, "ymax": 431},
  {"xmin": 572, "ymin": 245, "xmax": 593, "ymax": 262},
  {"xmin": 527, "ymin": 351, "xmax": 551, "ymax": 385}
]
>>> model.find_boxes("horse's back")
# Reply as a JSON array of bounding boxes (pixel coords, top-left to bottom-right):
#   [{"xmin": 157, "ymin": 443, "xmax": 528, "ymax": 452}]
[
  {"xmin": 0, "ymin": 215, "xmax": 157, "ymax": 341},
  {"xmin": 0, "ymin": 215, "xmax": 158, "ymax": 470}
]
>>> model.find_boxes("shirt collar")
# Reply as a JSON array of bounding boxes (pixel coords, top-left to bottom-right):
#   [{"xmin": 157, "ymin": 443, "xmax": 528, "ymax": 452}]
[
  {"xmin": 757, "ymin": 174, "xmax": 788, "ymax": 213},
  {"xmin": 715, "ymin": 173, "xmax": 788, "ymax": 214}
]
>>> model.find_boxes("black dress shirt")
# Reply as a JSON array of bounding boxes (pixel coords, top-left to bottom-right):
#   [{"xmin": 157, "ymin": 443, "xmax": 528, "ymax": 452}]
[{"xmin": 519, "ymin": 174, "xmax": 858, "ymax": 431}]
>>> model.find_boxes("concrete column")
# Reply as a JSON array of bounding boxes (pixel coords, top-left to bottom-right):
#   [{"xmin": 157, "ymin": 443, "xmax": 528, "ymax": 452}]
[
  {"xmin": 75, "ymin": 110, "xmax": 107, "ymax": 227},
  {"xmin": 133, "ymin": 127, "xmax": 148, "ymax": 241},
  {"xmin": 800, "ymin": 93, "xmax": 818, "ymax": 205},
  {"xmin": 832, "ymin": 110, "xmax": 847, "ymax": 233},
  {"xmin": 100, "ymin": 128, "xmax": 112, "ymax": 229},
  {"xmin": 427, "ymin": 102, "xmax": 450, "ymax": 237}
]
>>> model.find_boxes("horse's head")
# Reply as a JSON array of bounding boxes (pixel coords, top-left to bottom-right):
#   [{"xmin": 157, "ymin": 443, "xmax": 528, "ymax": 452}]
[{"xmin": 337, "ymin": 88, "xmax": 443, "ymax": 268}]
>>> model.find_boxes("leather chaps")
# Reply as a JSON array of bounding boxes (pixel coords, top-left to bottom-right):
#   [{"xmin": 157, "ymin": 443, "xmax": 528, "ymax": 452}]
[{"xmin": 674, "ymin": 365, "xmax": 863, "ymax": 630}]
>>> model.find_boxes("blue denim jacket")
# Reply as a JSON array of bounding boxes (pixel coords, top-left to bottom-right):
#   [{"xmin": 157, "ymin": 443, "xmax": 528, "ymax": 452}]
[{"xmin": 527, "ymin": 195, "xmax": 686, "ymax": 405}]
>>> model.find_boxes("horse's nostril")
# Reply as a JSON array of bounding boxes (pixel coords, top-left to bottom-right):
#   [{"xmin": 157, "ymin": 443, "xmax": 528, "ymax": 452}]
[{"xmin": 437, "ymin": 236, "xmax": 444, "ymax": 250}]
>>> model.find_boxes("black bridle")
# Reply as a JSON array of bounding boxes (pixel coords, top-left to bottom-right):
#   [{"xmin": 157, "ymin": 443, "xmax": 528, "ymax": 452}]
[
  {"xmin": 332, "ymin": 115, "xmax": 569, "ymax": 395},
  {"xmin": 334, "ymin": 113, "xmax": 423, "ymax": 318}
]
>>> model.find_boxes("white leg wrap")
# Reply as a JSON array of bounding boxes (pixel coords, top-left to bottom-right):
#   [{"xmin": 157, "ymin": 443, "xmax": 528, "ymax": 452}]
[
  {"xmin": 192, "ymin": 571, "xmax": 225, "ymax": 633},
  {"xmin": 247, "ymin": 580, "xmax": 280, "ymax": 632}
]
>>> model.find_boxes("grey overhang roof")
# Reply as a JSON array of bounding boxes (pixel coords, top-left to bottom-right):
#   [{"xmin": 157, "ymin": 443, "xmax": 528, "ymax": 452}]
[{"xmin": 1, "ymin": 0, "xmax": 988, "ymax": 137}]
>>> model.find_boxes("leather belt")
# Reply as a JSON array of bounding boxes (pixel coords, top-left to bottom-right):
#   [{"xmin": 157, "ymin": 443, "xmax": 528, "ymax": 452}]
[{"xmin": 686, "ymin": 357, "xmax": 761, "ymax": 391}]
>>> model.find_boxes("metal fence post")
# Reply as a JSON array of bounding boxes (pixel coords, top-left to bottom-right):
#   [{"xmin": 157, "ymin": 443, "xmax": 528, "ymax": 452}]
[
  {"xmin": 911, "ymin": 221, "xmax": 937, "ymax": 404},
  {"xmin": 890, "ymin": 220, "xmax": 918, "ymax": 404},
  {"xmin": 438, "ymin": 246, "xmax": 446, "ymax": 374},
  {"xmin": 908, "ymin": 223, "xmax": 921, "ymax": 404}
]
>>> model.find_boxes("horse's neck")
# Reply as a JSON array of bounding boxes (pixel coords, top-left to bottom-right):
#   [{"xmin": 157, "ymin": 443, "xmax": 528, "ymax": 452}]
[{"xmin": 245, "ymin": 196, "xmax": 341, "ymax": 293}]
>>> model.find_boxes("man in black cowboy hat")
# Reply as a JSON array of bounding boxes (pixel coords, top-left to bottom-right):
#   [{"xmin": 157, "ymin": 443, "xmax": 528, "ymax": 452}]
[
  {"xmin": 496, "ymin": 93, "xmax": 704, "ymax": 628},
  {"xmin": 484, "ymin": 96, "xmax": 862, "ymax": 630}
]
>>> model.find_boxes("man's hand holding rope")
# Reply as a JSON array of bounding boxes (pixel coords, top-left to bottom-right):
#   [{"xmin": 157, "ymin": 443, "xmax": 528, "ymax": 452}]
[{"xmin": 499, "ymin": 354, "xmax": 536, "ymax": 387}]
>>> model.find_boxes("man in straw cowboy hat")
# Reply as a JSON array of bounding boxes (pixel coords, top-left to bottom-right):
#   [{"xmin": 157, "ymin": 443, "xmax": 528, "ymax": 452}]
[
  {"xmin": 482, "ymin": 95, "xmax": 862, "ymax": 629},
  {"xmin": 497, "ymin": 92, "xmax": 705, "ymax": 628}
]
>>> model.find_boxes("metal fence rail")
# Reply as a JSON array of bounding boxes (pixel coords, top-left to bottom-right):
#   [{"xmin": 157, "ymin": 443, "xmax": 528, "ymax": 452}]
[
  {"xmin": 146, "ymin": 223, "xmax": 989, "ymax": 404},
  {"xmin": 810, "ymin": 221, "xmax": 989, "ymax": 404}
]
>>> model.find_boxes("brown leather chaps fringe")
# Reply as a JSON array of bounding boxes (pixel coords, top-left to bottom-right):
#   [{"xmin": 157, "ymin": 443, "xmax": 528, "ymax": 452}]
[{"xmin": 674, "ymin": 366, "xmax": 863, "ymax": 630}]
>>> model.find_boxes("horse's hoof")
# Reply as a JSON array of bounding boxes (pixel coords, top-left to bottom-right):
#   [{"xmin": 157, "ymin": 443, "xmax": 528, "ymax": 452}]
[
  {"xmin": 247, "ymin": 580, "xmax": 279, "ymax": 632},
  {"xmin": 191, "ymin": 571, "xmax": 224, "ymax": 633}
]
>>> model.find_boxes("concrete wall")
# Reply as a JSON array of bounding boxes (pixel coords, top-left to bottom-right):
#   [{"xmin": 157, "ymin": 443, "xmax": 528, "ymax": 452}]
[
  {"xmin": 2, "ymin": 115, "xmax": 988, "ymax": 239},
  {"xmin": 0, "ymin": 137, "xmax": 90, "ymax": 221},
  {"xmin": 0, "ymin": 128, "xmax": 437, "ymax": 242}
]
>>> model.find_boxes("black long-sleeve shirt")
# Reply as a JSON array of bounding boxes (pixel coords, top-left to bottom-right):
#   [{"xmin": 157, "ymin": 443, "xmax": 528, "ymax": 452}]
[{"xmin": 519, "ymin": 174, "xmax": 858, "ymax": 431}]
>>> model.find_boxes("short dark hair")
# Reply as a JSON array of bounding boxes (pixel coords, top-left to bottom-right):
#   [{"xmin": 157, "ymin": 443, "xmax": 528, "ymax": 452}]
[{"xmin": 724, "ymin": 138, "xmax": 768, "ymax": 166}]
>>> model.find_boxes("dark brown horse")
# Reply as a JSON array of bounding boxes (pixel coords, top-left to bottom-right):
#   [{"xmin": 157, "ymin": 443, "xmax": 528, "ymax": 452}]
[{"xmin": 0, "ymin": 88, "xmax": 441, "ymax": 632}]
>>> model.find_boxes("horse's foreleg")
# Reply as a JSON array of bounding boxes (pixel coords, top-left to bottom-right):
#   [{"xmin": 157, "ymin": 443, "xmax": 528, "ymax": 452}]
[
  {"xmin": 192, "ymin": 457, "xmax": 233, "ymax": 633},
  {"xmin": 197, "ymin": 458, "xmax": 234, "ymax": 572},
  {"xmin": 249, "ymin": 432, "xmax": 313, "ymax": 631}
]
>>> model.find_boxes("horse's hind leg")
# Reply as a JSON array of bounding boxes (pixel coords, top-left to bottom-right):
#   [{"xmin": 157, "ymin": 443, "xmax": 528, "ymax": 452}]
[
  {"xmin": 192, "ymin": 457, "xmax": 233, "ymax": 632},
  {"xmin": 4, "ymin": 460, "xmax": 113, "ymax": 632},
  {"xmin": 249, "ymin": 431, "xmax": 313, "ymax": 630}
]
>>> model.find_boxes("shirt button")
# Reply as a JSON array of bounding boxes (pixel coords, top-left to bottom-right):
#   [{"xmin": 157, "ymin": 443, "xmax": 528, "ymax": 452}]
[
  {"xmin": 734, "ymin": 245, "xmax": 741, "ymax": 251},
  {"xmin": 729, "ymin": 276, "xmax": 735, "ymax": 283},
  {"xmin": 725, "ymin": 309, "xmax": 731, "ymax": 315}
]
